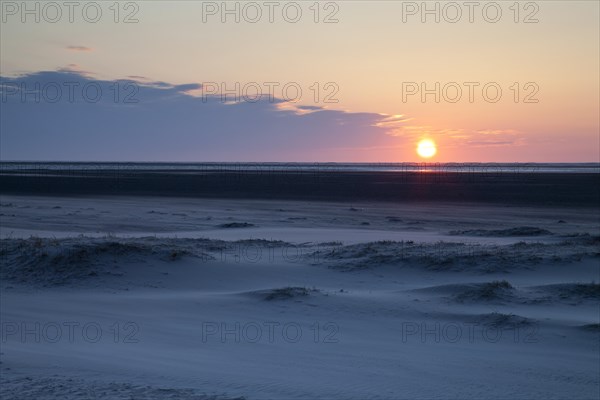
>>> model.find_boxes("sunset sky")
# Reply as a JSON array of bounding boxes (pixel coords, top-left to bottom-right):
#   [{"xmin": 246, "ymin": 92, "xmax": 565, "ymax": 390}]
[{"xmin": 1, "ymin": 1, "xmax": 598, "ymax": 162}]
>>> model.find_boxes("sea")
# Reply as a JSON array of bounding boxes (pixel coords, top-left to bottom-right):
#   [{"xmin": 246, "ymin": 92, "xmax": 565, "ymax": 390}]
[{"xmin": 0, "ymin": 162, "xmax": 598, "ymax": 174}]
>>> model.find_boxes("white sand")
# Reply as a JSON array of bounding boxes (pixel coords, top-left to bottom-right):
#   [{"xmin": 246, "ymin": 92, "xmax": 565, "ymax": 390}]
[{"xmin": 1, "ymin": 195, "xmax": 598, "ymax": 399}]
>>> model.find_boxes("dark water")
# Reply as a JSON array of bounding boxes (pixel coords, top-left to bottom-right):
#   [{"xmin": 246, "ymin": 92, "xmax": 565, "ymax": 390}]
[{"xmin": 1, "ymin": 162, "xmax": 599, "ymax": 174}]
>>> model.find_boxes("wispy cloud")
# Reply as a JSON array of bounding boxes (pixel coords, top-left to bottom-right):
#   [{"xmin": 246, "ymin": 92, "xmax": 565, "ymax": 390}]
[
  {"xmin": 66, "ymin": 45, "xmax": 93, "ymax": 52},
  {"xmin": 394, "ymin": 125, "xmax": 525, "ymax": 148},
  {"xmin": 127, "ymin": 75, "xmax": 149, "ymax": 81},
  {"xmin": 57, "ymin": 64, "xmax": 95, "ymax": 77}
]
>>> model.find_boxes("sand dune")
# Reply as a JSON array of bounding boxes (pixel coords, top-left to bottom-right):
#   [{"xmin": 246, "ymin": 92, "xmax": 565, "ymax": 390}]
[
  {"xmin": 1, "ymin": 195, "xmax": 598, "ymax": 399},
  {"xmin": 319, "ymin": 237, "xmax": 598, "ymax": 272},
  {"xmin": 528, "ymin": 283, "xmax": 600, "ymax": 304},
  {"xmin": 449, "ymin": 226, "xmax": 553, "ymax": 237},
  {"xmin": 0, "ymin": 376, "xmax": 244, "ymax": 400}
]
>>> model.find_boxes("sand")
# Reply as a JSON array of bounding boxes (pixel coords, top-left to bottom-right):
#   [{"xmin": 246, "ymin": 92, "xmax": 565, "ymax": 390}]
[{"xmin": 0, "ymin": 188, "xmax": 599, "ymax": 399}]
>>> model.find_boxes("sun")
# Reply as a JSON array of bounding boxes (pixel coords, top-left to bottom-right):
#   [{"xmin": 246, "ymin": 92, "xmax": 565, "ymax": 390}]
[{"xmin": 417, "ymin": 139, "xmax": 437, "ymax": 159}]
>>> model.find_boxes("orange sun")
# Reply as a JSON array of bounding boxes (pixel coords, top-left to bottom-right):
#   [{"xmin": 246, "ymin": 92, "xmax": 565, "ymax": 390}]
[{"xmin": 417, "ymin": 139, "xmax": 437, "ymax": 159}]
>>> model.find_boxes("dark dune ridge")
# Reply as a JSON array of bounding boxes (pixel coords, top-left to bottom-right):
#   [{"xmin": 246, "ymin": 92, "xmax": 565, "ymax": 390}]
[
  {"xmin": 449, "ymin": 227, "xmax": 553, "ymax": 236},
  {"xmin": 1, "ymin": 167, "xmax": 599, "ymax": 206}
]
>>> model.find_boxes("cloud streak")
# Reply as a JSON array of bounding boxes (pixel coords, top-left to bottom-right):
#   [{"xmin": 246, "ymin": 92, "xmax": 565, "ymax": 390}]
[
  {"xmin": 395, "ymin": 125, "xmax": 524, "ymax": 148},
  {"xmin": 66, "ymin": 46, "xmax": 93, "ymax": 52}
]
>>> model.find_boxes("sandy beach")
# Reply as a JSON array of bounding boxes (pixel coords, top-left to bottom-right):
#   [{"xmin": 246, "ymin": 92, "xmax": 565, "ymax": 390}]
[
  {"xmin": 3, "ymin": 0, "xmax": 599, "ymax": 397},
  {"xmin": 1, "ymin": 174, "xmax": 599, "ymax": 399}
]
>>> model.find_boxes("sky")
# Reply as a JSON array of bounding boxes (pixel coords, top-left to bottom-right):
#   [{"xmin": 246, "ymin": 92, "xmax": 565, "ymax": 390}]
[{"xmin": 1, "ymin": 0, "xmax": 599, "ymax": 162}]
